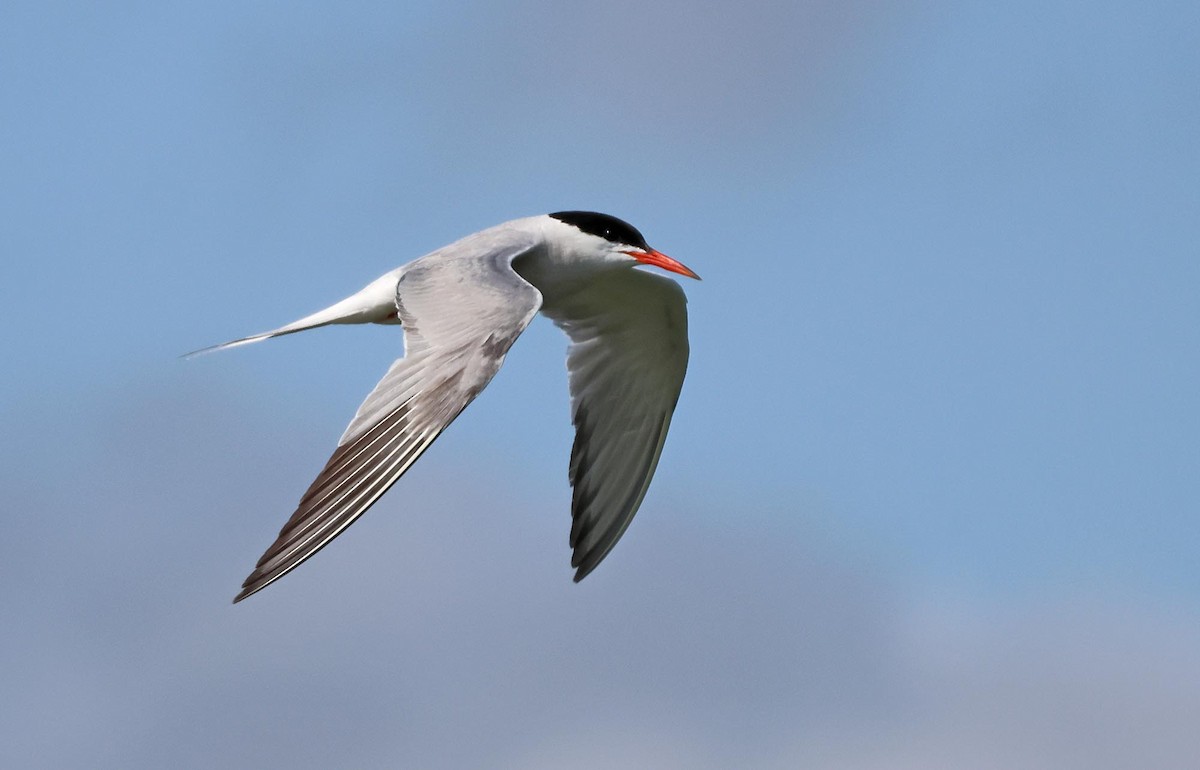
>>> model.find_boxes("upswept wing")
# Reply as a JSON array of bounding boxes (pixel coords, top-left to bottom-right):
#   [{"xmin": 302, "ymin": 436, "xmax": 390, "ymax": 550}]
[
  {"xmin": 235, "ymin": 233, "xmax": 542, "ymax": 602},
  {"xmin": 540, "ymin": 269, "xmax": 690, "ymax": 581}
]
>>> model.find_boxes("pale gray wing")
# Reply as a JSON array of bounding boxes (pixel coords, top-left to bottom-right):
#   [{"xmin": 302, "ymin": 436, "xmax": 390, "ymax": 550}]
[
  {"xmin": 540, "ymin": 269, "xmax": 690, "ymax": 581},
  {"xmin": 235, "ymin": 233, "xmax": 542, "ymax": 602}
]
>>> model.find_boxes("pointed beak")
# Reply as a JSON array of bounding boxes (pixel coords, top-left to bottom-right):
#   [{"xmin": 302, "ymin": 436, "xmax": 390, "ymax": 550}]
[{"xmin": 622, "ymin": 249, "xmax": 701, "ymax": 280}]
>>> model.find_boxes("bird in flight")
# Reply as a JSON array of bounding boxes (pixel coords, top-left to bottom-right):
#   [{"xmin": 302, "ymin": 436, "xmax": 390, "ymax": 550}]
[{"xmin": 191, "ymin": 212, "xmax": 699, "ymax": 603}]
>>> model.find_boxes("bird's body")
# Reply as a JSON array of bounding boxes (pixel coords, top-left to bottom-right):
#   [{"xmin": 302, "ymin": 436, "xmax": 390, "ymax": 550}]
[{"xmin": 194, "ymin": 212, "xmax": 698, "ymax": 603}]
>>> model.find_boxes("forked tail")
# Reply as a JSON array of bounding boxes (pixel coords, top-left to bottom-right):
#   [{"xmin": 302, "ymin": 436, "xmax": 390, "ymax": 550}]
[{"xmin": 183, "ymin": 269, "xmax": 404, "ymax": 358}]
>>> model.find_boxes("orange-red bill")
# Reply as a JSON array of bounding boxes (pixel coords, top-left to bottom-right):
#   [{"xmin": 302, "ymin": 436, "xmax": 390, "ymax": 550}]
[{"xmin": 623, "ymin": 249, "xmax": 701, "ymax": 280}]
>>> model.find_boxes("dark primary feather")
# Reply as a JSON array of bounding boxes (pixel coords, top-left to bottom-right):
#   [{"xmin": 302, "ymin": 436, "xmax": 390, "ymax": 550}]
[
  {"xmin": 234, "ymin": 234, "xmax": 542, "ymax": 602},
  {"xmin": 538, "ymin": 268, "xmax": 689, "ymax": 582}
]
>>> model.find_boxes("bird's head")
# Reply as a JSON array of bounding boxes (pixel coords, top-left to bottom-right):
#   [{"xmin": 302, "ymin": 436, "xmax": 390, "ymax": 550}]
[{"xmin": 548, "ymin": 211, "xmax": 700, "ymax": 280}]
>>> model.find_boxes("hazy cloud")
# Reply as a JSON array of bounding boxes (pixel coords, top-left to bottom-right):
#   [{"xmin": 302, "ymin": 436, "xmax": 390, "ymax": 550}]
[{"xmin": 3, "ymin": 379, "xmax": 1198, "ymax": 769}]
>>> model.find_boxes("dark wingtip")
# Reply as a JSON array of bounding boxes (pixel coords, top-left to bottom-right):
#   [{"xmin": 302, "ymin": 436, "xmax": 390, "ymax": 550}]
[
  {"xmin": 572, "ymin": 561, "xmax": 598, "ymax": 583},
  {"xmin": 232, "ymin": 572, "xmax": 264, "ymax": 604}
]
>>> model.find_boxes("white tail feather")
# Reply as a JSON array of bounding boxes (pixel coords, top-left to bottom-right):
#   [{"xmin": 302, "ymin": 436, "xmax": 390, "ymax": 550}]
[
  {"xmin": 182, "ymin": 327, "xmax": 318, "ymax": 358},
  {"xmin": 183, "ymin": 269, "xmax": 404, "ymax": 359}
]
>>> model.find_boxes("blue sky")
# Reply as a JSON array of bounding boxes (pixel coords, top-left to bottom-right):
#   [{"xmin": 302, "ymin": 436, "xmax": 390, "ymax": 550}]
[{"xmin": 3, "ymin": 1, "xmax": 1199, "ymax": 767}]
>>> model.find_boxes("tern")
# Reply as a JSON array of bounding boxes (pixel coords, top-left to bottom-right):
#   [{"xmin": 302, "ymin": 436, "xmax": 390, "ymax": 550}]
[{"xmin": 192, "ymin": 212, "xmax": 699, "ymax": 602}]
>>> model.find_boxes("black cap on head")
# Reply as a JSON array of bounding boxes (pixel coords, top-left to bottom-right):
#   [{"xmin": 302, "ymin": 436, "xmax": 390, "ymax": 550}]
[{"xmin": 549, "ymin": 211, "xmax": 650, "ymax": 251}]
